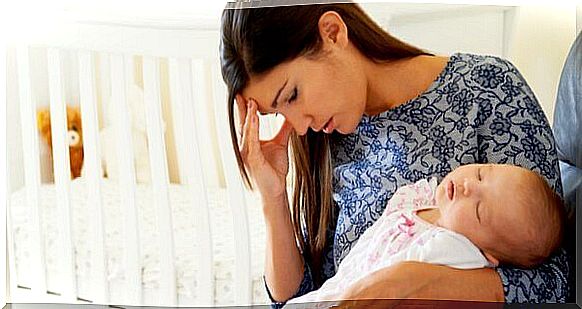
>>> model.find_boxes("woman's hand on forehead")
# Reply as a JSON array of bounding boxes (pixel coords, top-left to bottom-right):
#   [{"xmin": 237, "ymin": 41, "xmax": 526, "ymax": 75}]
[
  {"xmin": 233, "ymin": 92, "xmax": 295, "ymax": 199},
  {"xmin": 235, "ymin": 94, "xmax": 250, "ymax": 137}
]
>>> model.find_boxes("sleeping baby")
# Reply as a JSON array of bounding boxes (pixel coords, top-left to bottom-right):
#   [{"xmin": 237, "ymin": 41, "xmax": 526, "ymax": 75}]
[{"xmin": 285, "ymin": 163, "xmax": 564, "ymax": 308}]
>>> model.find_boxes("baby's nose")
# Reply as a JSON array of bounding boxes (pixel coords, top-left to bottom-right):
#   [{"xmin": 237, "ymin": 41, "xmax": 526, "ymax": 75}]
[{"xmin": 461, "ymin": 178, "xmax": 473, "ymax": 196}]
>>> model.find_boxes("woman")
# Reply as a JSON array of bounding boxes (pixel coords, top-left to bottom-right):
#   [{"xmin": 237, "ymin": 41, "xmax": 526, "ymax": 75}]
[{"xmin": 219, "ymin": 2, "xmax": 570, "ymax": 307}]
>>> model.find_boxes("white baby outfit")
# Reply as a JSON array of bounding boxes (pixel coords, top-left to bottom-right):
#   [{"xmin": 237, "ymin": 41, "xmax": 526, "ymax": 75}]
[{"xmin": 286, "ymin": 178, "xmax": 492, "ymax": 308}]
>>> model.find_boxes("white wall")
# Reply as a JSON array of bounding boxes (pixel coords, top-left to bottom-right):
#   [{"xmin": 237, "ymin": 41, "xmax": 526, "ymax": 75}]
[
  {"xmin": 365, "ymin": 3, "xmax": 577, "ymax": 125},
  {"xmin": 386, "ymin": 7, "xmax": 507, "ymax": 57},
  {"xmin": 503, "ymin": 4, "xmax": 577, "ymax": 124}
]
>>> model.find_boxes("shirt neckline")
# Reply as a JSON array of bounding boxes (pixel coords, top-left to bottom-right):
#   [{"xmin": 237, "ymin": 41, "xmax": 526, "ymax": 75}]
[{"xmin": 362, "ymin": 52, "xmax": 460, "ymax": 120}]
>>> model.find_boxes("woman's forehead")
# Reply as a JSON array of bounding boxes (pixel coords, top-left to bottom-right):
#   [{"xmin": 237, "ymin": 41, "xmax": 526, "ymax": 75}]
[{"xmin": 242, "ymin": 62, "xmax": 292, "ymax": 113}]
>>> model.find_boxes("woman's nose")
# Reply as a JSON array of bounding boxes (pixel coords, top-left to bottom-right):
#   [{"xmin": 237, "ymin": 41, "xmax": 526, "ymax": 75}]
[{"xmin": 282, "ymin": 111, "xmax": 311, "ymax": 136}]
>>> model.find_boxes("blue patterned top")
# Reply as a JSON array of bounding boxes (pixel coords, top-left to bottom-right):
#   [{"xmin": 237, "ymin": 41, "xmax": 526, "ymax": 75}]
[{"xmin": 264, "ymin": 53, "xmax": 571, "ymax": 307}]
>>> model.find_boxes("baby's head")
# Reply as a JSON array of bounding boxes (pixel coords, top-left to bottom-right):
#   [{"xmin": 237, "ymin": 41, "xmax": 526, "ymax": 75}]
[{"xmin": 434, "ymin": 164, "xmax": 564, "ymax": 268}]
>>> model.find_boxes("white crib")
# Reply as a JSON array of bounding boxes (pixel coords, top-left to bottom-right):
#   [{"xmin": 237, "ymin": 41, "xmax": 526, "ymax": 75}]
[
  {"xmin": 6, "ymin": 2, "xmax": 576, "ymax": 307},
  {"xmin": 6, "ymin": 13, "xmax": 283, "ymax": 307}
]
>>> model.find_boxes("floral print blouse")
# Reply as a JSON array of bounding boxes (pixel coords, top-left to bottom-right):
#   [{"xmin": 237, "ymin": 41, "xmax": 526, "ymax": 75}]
[{"xmin": 265, "ymin": 53, "xmax": 571, "ymax": 307}]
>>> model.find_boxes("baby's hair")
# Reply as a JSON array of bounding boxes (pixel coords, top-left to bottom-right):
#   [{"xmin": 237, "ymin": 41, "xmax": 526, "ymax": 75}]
[{"xmin": 494, "ymin": 169, "xmax": 565, "ymax": 268}]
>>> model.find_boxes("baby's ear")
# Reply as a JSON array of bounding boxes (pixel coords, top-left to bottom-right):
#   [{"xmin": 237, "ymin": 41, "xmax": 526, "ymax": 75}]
[{"xmin": 483, "ymin": 251, "xmax": 499, "ymax": 267}]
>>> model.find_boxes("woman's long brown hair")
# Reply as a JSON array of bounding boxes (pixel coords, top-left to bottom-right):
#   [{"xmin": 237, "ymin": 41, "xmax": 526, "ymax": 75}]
[{"xmin": 220, "ymin": 2, "xmax": 431, "ymax": 286}]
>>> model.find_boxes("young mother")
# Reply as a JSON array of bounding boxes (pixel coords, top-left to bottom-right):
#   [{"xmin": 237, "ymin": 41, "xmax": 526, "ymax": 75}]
[{"xmin": 219, "ymin": 2, "xmax": 570, "ymax": 307}]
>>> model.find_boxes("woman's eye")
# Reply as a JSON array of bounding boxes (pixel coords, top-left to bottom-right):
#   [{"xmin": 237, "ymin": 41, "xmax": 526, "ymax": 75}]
[{"xmin": 288, "ymin": 87, "xmax": 297, "ymax": 103}]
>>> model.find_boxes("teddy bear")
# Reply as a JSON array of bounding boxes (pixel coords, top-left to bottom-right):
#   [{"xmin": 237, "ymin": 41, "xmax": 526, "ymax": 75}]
[{"xmin": 37, "ymin": 105, "xmax": 84, "ymax": 179}]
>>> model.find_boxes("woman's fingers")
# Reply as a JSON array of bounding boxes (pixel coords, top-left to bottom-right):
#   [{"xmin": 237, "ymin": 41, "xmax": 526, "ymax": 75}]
[
  {"xmin": 272, "ymin": 119, "xmax": 294, "ymax": 147},
  {"xmin": 235, "ymin": 94, "xmax": 247, "ymax": 139},
  {"xmin": 240, "ymin": 98, "xmax": 262, "ymax": 169},
  {"xmin": 246, "ymin": 99, "xmax": 261, "ymax": 156},
  {"xmin": 239, "ymin": 98, "xmax": 251, "ymax": 151}
]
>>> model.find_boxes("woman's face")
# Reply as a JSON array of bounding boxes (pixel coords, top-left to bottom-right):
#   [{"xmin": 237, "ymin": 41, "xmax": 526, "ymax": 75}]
[
  {"xmin": 240, "ymin": 12, "xmax": 369, "ymax": 136},
  {"xmin": 241, "ymin": 54, "xmax": 367, "ymax": 136}
]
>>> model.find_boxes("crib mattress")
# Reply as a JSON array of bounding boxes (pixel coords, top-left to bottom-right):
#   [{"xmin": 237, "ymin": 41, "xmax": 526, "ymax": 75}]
[{"xmin": 8, "ymin": 178, "xmax": 270, "ymax": 306}]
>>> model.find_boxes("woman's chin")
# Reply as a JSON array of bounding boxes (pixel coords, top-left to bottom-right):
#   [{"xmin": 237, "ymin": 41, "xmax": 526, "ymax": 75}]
[{"xmin": 338, "ymin": 122, "xmax": 359, "ymax": 135}]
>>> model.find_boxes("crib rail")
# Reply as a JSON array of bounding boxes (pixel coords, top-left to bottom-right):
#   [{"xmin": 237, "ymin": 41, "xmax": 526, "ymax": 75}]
[
  {"xmin": 15, "ymin": 46, "xmax": 47, "ymax": 300},
  {"xmin": 78, "ymin": 51, "xmax": 109, "ymax": 303},
  {"xmin": 7, "ymin": 19, "xmax": 276, "ymax": 307},
  {"xmin": 168, "ymin": 58, "xmax": 214, "ymax": 306},
  {"xmin": 47, "ymin": 48, "xmax": 78, "ymax": 302},
  {"xmin": 143, "ymin": 56, "xmax": 177, "ymax": 306},
  {"xmin": 211, "ymin": 62, "xmax": 252, "ymax": 304},
  {"xmin": 109, "ymin": 54, "xmax": 142, "ymax": 304}
]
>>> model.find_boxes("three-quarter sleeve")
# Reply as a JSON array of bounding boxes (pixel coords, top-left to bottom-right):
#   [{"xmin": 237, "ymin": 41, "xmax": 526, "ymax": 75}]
[{"xmin": 263, "ymin": 256, "xmax": 316, "ymax": 309}]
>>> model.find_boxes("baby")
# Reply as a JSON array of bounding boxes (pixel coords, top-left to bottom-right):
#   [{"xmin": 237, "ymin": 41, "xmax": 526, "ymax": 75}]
[{"xmin": 285, "ymin": 163, "xmax": 564, "ymax": 307}]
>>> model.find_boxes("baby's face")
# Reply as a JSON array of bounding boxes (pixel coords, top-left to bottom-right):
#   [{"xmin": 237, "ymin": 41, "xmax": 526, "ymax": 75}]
[{"xmin": 434, "ymin": 164, "xmax": 533, "ymax": 264}]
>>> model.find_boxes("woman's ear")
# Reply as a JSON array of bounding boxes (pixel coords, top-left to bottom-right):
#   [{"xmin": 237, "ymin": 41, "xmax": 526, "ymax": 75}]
[{"xmin": 318, "ymin": 11, "xmax": 349, "ymax": 49}]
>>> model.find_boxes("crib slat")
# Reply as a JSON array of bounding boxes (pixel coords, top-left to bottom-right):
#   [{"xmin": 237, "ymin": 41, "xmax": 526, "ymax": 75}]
[
  {"xmin": 168, "ymin": 58, "xmax": 214, "ymax": 306},
  {"xmin": 98, "ymin": 52, "xmax": 111, "ymax": 126},
  {"xmin": 47, "ymin": 48, "xmax": 77, "ymax": 302},
  {"xmin": 210, "ymin": 62, "xmax": 252, "ymax": 305},
  {"xmin": 6, "ymin": 201, "xmax": 17, "ymax": 301},
  {"xmin": 142, "ymin": 56, "xmax": 177, "ymax": 306},
  {"xmin": 5, "ymin": 48, "xmax": 13, "ymax": 301},
  {"xmin": 109, "ymin": 54, "xmax": 142, "ymax": 305},
  {"xmin": 78, "ymin": 50, "xmax": 109, "ymax": 304},
  {"xmin": 16, "ymin": 46, "xmax": 47, "ymax": 299},
  {"xmin": 2, "ymin": 48, "xmax": 7, "ymax": 304},
  {"xmin": 177, "ymin": 64, "xmax": 220, "ymax": 189}
]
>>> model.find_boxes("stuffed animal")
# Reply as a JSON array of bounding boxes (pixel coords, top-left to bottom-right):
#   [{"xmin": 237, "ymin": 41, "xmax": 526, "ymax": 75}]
[
  {"xmin": 37, "ymin": 105, "xmax": 84, "ymax": 179},
  {"xmin": 95, "ymin": 84, "xmax": 155, "ymax": 183}
]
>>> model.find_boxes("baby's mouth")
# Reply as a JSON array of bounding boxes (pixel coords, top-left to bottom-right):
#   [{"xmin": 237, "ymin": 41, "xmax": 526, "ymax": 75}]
[{"xmin": 447, "ymin": 180, "xmax": 455, "ymax": 201}]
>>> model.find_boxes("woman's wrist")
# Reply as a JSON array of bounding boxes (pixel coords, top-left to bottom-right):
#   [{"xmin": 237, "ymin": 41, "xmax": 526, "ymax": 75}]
[
  {"xmin": 261, "ymin": 188, "xmax": 305, "ymax": 302},
  {"xmin": 260, "ymin": 190, "xmax": 289, "ymax": 208},
  {"xmin": 261, "ymin": 190, "xmax": 290, "ymax": 216}
]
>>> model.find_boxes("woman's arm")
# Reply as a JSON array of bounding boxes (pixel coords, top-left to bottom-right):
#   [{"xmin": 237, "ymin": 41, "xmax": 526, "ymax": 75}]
[
  {"xmin": 262, "ymin": 193, "xmax": 308, "ymax": 303},
  {"xmin": 336, "ymin": 261, "xmax": 503, "ymax": 307},
  {"xmin": 231, "ymin": 97, "xmax": 317, "ymax": 305}
]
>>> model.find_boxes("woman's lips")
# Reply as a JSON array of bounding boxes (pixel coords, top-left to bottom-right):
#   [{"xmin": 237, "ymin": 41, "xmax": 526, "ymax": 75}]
[
  {"xmin": 323, "ymin": 117, "xmax": 334, "ymax": 134},
  {"xmin": 447, "ymin": 180, "xmax": 454, "ymax": 201}
]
